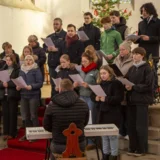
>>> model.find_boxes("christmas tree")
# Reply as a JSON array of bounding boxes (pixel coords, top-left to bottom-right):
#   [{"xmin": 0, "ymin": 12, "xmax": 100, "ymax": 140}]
[{"xmin": 92, "ymin": 0, "xmax": 132, "ymax": 27}]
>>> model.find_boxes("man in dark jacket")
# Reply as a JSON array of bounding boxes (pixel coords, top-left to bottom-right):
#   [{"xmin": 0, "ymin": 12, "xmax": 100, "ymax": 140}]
[
  {"xmin": 63, "ymin": 24, "xmax": 84, "ymax": 65},
  {"xmin": 135, "ymin": 3, "xmax": 160, "ymax": 97},
  {"xmin": 43, "ymin": 18, "xmax": 66, "ymax": 97},
  {"xmin": 79, "ymin": 12, "xmax": 101, "ymax": 50},
  {"xmin": 43, "ymin": 79, "xmax": 89, "ymax": 159},
  {"xmin": 0, "ymin": 42, "xmax": 19, "ymax": 69},
  {"xmin": 28, "ymin": 35, "xmax": 46, "ymax": 81},
  {"xmin": 110, "ymin": 10, "xmax": 130, "ymax": 40},
  {"xmin": 135, "ymin": 3, "xmax": 160, "ymax": 61}
]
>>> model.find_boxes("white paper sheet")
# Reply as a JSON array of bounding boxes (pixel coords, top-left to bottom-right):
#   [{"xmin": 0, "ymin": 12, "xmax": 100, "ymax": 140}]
[
  {"xmin": 0, "ymin": 70, "xmax": 10, "ymax": 82},
  {"xmin": 116, "ymin": 77, "xmax": 134, "ymax": 86},
  {"xmin": 52, "ymin": 77, "xmax": 62, "ymax": 87},
  {"xmin": 88, "ymin": 110, "xmax": 92, "ymax": 125},
  {"xmin": 98, "ymin": 50, "xmax": 108, "ymax": 60},
  {"xmin": 89, "ymin": 85, "xmax": 107, "ymax": 97},
  {"xmin": 11, "ymin": 76, "xmax": 27, "ymax": 88},
  {"xmin": 20, "ymin": 61, "xmax": 24, "ymax": 66},
  {"xmin": 77, "ymin": 31, "xmax": 89, "ymax": 41},
  {"xmin": 41, "ymin": 37, "xmax": 55, "ymax": 47},
  {"xmin": 75, "ymin": 65, "xmax": 82, "ymax": 72},
  {"xmin": 125, "ymin": 34, "xmax": 140, "ymax": 42},
  {"xmin": 55, "ymin": 66, "xmax": 60, "ymax": 73},
  {"xmin": 69, "ymin": 74, "xmax": 84, "ymax": 84}
]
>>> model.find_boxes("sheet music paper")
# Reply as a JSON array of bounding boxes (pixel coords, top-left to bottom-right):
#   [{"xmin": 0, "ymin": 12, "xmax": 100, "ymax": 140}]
[
  {"xmin": 75, "ymin": 65, "xmax": 82, "ymax": 72},
  {"xmin": 69, "ymin": 74, "xmax": 84, "ymax": 84},
  {"xmin": 0, "ymin": 70, "xmax": 10, "ymax": 82},
  {"xmin": 116, "ymin": 77, "xmax": 134, "ymax": 86},
  {"xmin": 88, "ymin": 110, "xmax": 92, "ymax": 125},
  {"xmin": 41, "ymin": 37, "xmax": 55, "ymax": 47},
  {"xmin": 109, "ymin": 64, "xmax": 123, "ymax": 77},
  {"xmin": 102, "ymin": 57, "xmax": 108, "ymax": 65},
  {"xmin": 98, "ymin": 50, "xmax": 107, "ymax": 60},
  {"xmin": 11, "ymin": 76, "xmax": 27, "ymax": 88},
  {"xmin": 89, "ymin": 85, "xmax": 107, "ymax": 97},
  {"xmin": 55, "ymin": 66, "xmax": 60, "ymax": 73},
  {"xmin": 20, "ymin": 61, "xmax": 24, "ymax": 66},
  {"xmin": 52, "ymin": 77, "xmax": 62, "ymax": 87},
  {"xmin": 77, "ymin": 31, "xmax": 89, "ymax": 41},
  {"xmin": 126, "ymin": 34, "xmax": 140, "ymax": 42}
]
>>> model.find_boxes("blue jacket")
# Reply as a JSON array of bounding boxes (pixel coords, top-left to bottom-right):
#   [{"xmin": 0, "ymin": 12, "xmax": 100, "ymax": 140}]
[{"xmin": 19, "ymin": 68, "xmax": 43, "ymax": 99}]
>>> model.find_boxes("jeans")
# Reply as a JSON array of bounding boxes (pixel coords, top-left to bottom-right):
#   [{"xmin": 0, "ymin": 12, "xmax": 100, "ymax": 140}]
[
  {"xmin": 50, "ymin": 141, "xmax": 86, "ymax": 160},
  {"xmin": 80, "ymin": 96, "xmax": 97, "ymax": 145},
  {"xmin": 49, "ymin": 67, "xmax": 58, "ymax": 98},
  {"xmin": 80, "ymin": 96, "xmax": 96, "ymax": 124},
  {"xmin": 20, "ymin": 98, "xmax": 39, "ymax": 127},
  {"xmin": 102, "ymin": 136, "xmax": 119, "ymax": 156}
]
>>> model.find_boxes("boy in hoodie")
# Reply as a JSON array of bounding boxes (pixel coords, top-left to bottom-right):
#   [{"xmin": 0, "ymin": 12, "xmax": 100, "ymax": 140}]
[
  {"xmin": 100, "ymin": 16, "xmax": 122, "ymax": 64},
  {"xmin": 43, "ymin": 79, "xmax": 89, "ymax": 160}
]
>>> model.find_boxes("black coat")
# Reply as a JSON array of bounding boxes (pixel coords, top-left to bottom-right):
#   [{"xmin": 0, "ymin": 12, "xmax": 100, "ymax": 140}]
[
  {"xmin": 0, "ymin": 64, "xmax": 20, "ymax": 100},
  {"xmin": 43, "ymin": 30, "xmax": 66, "ymax": 68},
  {"xmin": 96, "ymin": 80, "xmax": 124, "ymax": 128},
  {"xmin": 0, "ymin": 51, "xmax": 20, "ymax": 68},
  {"xmin": 136, "ymin": 16, "xmax": 160, "ymax": 59},
  {"xmin": 32, "ymin": 43, "xmax": 46, "ymax": 79},
  {"xmin": 43, "ymin": 90, "xmax": 89, "ymax": 145},
  {"xmin": 62, "ymin": 40, "xmax": 84, "ymax": 65},
  {"xmin": 125, "ymin": 63, "xmax": 154, "ymax": 105},
  {"xmin": 113, "ymin": 17, "xmax": 128, "ymax": 40},
  {"xmin": 79, "ymin": 23, "xmax": 101, "ymax": 50},
  {"xmin": 56, "ymin": 67, "xmax": 78, "ymax": 80}
]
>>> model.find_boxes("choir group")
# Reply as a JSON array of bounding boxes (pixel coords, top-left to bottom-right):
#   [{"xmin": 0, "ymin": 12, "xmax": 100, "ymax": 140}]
[{"xmin": 0, "ymin": 2, "xmax": 160, "ymax": 160}]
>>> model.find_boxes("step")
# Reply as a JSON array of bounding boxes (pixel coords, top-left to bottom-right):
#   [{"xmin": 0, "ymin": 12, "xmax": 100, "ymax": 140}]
[
  {"xmin": 0, "ymin": 148, "xmax": 45, "ymax": 160},
  {"xmin": 149, "ymin": 104, "xmax": 160, "ymax": 109},
  {"xmin": 148, "ymin": 140, "xmax": 160, "ymax": 155},
  {"xmin": 149, "ymin": 106, "xmax": 160, "ymax": 127},
  {"xmin": 120, "ymin": 153, "xmax": 160, "ymax": 160},
  {"xmin": 148, "ymin": 127, "xmax": 160, "ymax": 140},
  {"xmin": 119, "ymin": 138, "xmax": 160, "ymax": 155},
  {"xmin": 7, "ymin": 128, "xmax": 47, "ymax": 153}
]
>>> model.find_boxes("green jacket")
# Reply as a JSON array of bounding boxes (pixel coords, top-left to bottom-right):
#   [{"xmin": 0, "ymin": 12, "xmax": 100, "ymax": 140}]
[{"xmin": 100, "ymin": 28, "xmax": 122, "ymax": 63}]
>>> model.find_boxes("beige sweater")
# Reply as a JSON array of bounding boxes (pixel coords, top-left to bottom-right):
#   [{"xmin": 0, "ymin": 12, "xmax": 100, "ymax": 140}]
[{"xmin": 114, "ymin": 53, "xmax": 133, "ymax": 76}]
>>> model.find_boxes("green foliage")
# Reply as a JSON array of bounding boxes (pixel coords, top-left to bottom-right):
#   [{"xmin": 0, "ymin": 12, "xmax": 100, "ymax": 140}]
[{"xmin": 92, "ymin": 0, "xmax": 131, "ymax": 28}]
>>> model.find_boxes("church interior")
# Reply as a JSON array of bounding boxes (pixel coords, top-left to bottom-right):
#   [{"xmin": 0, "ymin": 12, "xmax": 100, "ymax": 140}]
[{"xmin": 0, "ymin": 0, "xmax": 160, "ymax": 160}]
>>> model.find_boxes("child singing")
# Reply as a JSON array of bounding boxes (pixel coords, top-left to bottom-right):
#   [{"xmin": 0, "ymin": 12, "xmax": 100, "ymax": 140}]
[{"xmin": 96, "ymin": 65, "xmax": 124, "ymax": 160}]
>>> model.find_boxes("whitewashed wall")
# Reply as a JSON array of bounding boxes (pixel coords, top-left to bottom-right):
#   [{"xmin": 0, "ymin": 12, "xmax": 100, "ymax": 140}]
[{"xmin": 0, "ymin": 0, "xmax": 160, "ymax": 55}]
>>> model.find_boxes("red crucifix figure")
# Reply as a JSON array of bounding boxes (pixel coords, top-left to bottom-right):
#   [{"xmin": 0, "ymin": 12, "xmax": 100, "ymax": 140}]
[{"xmin": 62, "ymin": 123, "xmax": 83, "ymax": 158}]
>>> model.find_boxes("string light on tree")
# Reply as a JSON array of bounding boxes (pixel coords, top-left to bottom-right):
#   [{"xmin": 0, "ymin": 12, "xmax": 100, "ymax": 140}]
[{"xmin": 92, "ymin": 0, "xmax": 132, "ymax": 28}]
